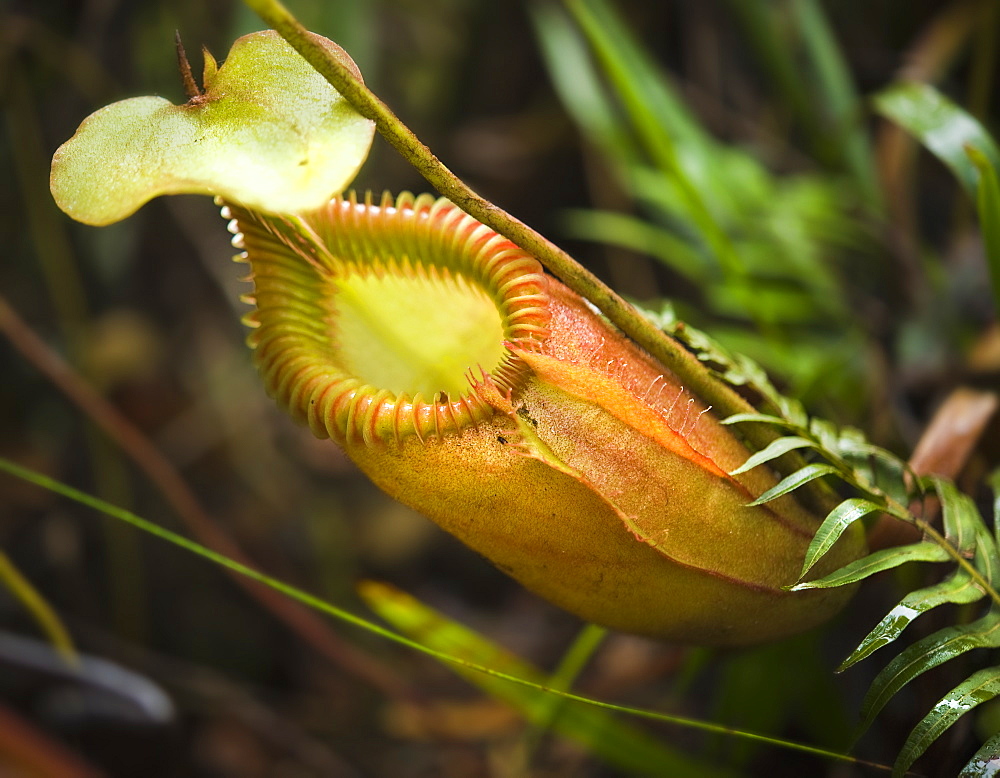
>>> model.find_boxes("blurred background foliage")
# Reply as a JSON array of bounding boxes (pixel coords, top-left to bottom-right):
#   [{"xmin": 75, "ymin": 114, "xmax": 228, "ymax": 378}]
[{"xmin": 1, "ymin": 0, "xmax": 1000, "ymax": 775}]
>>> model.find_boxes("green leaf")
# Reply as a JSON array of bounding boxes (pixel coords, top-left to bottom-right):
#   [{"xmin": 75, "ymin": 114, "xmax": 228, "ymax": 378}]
[
  {"xmin": 721, "ymin": 412, "xmax": 804, "ymax": 432},
  {"xmin": 858, "ymin": 609, "xmax": 1000, "ymax": 736},
  {"xmin": 992, "ymin": 468, "xmax": 1000, "ymax": 547},
  {"xmin": 526, "ymin": 623, "xmax": 608, "ymax": 753},
  {"xmin": 359, "ymin": 581, "xmax": 737, "ymax": 778},
  {"xmin": 748, "ymin": 463, "xmax": 840, "ymax": 506},
  {"xmin": 838, "ymin": 439, "xmax": 911, "ymax": 506},
  {"xmin": 966, "ymin": 145, "xmax": 1000, "ymax": 315},
  {"xmin": 872, "ymin": 81, "xmax": 1000, "ymax": 196},
  {"xmin": 790, "ymin": 0, "xmax": 880, "ymax": 209},
  {"xmin": 807, "ymin": 417, "xmax": 841, "ymax": 452},
  {"xmin": 793, "ymin": 541, "xmax": 950, "ymax": 590},
  {"xmin": 728, "ymin": 436, "xmax": 817, "ymax": 476},
  {"xmin": 51, "ymin": 30, "xmax": 375, "ymax": 225},
  {"xmin": 0, "ymin": 549, "xmax": 77, "ymax": 665},
  {"xmin": 564, "ymin": 0, "xmax": 742, "ymax": 276},
  {"xmin": 924, "ymin": 474, "xmax": 981, "ymax": 556},
  {"xmin": 975, "ymin": 524, "xmax": 1000, "ymax": 588},
  {"xmin": 798, "ymin": 498, "xmax": 888, "ymax": 579},
  {"xmin": 895, "ymin": 666, "xmax": 1000, "ymax": 777},
  {"xmin": 838, "ymin": 568, "xmax": 985, "ymax": 671},
  {"xmin": 528, "ymin": 4, "xmax": 635, "ymax": 159},
  {"xmin": 560, "ymin": 208, "xmax": 714, "ymax": 285},
  {"xmin": 960, "ymin": 732, "xmax": 1000, "ymax": 777}
]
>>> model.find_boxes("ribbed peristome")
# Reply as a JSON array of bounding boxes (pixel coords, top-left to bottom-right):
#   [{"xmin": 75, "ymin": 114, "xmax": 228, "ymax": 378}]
[{"xmin": 225, "ymin": 192, "xmax": 551, "ymax": 448}]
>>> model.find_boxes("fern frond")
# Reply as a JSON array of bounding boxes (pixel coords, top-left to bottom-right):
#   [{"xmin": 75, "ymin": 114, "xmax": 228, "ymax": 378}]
[
  {"xmin": 799, "ymin": 499, "xmax": 891, "ymax": 578},
  {"xmin": 792, "ymin": 542, "xmax": 952, "ymax": 590},
  {"xmin": 960, "ymin": 732, "xmax": 1000, "ymax": 776},
  {"xmin": 838, "ymin": 568, "xmax": 984, "ymax": 671},
  {"xmin": 646, "ymin": 287, "xmax": 1000, "ymax": 774},
  {"xmin": 895, "ymin": 665, "xmax": 1000, "ymax": 778},
  {"xmin": 747, "ymin": 463, "xmax": 840, "ymax": 506}
]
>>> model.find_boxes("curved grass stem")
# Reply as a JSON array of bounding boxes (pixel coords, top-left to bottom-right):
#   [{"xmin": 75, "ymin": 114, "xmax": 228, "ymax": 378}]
[{"xmin": 0, "ymin": 455, "xmax": 897, "ymax": 774}]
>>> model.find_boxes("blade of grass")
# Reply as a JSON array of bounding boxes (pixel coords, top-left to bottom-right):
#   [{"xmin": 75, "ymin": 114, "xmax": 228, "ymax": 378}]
[
  {"xmin": 873, "ymin": 81, "xmax": 1000, "ymax": 196},
  {"xmin": 528, "ymin": 3, "xmax": 635, "ymax": 159},
  {"xmin": 524, "ymin": 623, "xmax": 608, "ymax": 765},
  {"xmin": 565, "ymin": 0, "xmax": 743, "ymax": 277},
  {"xmin": 724, "ymin": 0, "xmax": 822, "ymax": 155},
  {"xmin": 362, "ymin": 583, "xmax": 724, "ymax": 777},
  {"xmin": 966, "ymin": 146, "xmax": 1000, "ymax": 315},
  {"xmin": 791, "ymin": 0, "xmax": 881, "ymax": 209},
  {"xmin": 0, "ymin": 455, "xmax": 893, "ymax": 774},
  {"xmin": 0, "ymin": 549, "xmax": 77, "ymax": 665}
]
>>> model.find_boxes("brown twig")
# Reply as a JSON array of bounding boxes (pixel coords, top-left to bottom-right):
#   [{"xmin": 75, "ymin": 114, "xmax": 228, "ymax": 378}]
[{"xmin": 0, "ymin": 294, "xmax": 414, "ymax": 702}]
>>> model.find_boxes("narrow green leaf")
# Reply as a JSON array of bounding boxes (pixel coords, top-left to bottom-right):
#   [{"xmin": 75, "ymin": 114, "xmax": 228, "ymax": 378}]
[
  {"xmin": 748, "ymin": 463, "xmax": 840, "ymax": 506},
  {"xmin": 0, "ymin": 549, "xmax": 77, "ymax": 665},
  {"xmin": 721, "ymin": 412, "xmax": 803, "ymax": 431},
  {"xmin": 894, "ymin": 665, "xmax": 1000, "ymax": 777},
  {"xmin": 729, "ymin": 436, "xmax": 816, "ymax": 476},
  {"xmin": 857, "ymin": 609, "xmax": 1000, "ymax": 735},
  {"xmin": 872, "ymin": 81, "xmax": 1000, "ymax": 196},
  {"xmin": 526, "ymin": 623, "xmax": 608, "ymax": 754},
  {"xmin": 924, "ymin": 474, "xmax": 980, "ymax": 556},
  {"xmin": 967, "ymin": 145, "xmax": 1000, "ymax": 315},
  {"xmin": 838, "ymin": 439, "xmax": 911, "ymax": 507},
  {"xmin": 791, "ymin": 0, "xmax": 880, "ymax": 209},
  {"xmin": 992, "ymin": 468, "xmax": 1000, "ymax": 543},
  {"xmin": 959, "ymin": 732, "xmax": 1000, "ymax": 777},
  {"xmin": 0, "ymin": 455, "xmax": 862, "ymax": 770},
  {"xmin": 838, "ymin": 568, "xmax": 984, "ymax": 671},
  {"xmin": 974, "ymin": 524, "xmax": 1000, "ymax": 588},
  {"xmin": 359, "ymin": 581, "xmax": 736, "ymax": 778},
  {"xmin": 559, "ymin": 208, "xmax": 714, "ymax": 285},
  {"xmin": 775, "ymin": 396, "xmax": 810, "ymax": 429},
  {"xmin": 565, "ymin": 0, "xmax": 707, "ymax": 149},
  {"xmin": 565, "ymin": 0, "xmax": 742, "ymax": 276},
  {"xmin": 808, "ymin": 417, "xmax": 841, "ymax": 452},
  {"xmin": 528, "ymin": 4, "xmax": 633, "ymax": 158},
  {"xmin": 798, "ymin": 498, "xmax": 886, "ymax": 579},
  {"xmin": 793, "ymin": 541, "xmax": 950, "ymax": 590}
]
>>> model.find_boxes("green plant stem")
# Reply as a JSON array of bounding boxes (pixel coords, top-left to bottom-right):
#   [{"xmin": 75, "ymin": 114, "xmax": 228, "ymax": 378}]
[
  {"xmin": 241, "ymin": 0, "xmax": 818, "ymax": 488},
  {"xmin": 0, "ymin": 455, "xmax": 896, "ymax": 774},
  {"xmin": 523, "ymin": 623, "xmax": 607, "ymax": 763}
]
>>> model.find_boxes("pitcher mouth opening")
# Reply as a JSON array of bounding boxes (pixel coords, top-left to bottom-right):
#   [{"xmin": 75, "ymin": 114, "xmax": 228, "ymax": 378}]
[{"xmin": 225, "ymin": 191, "xmax": 552, "ymax": 447}]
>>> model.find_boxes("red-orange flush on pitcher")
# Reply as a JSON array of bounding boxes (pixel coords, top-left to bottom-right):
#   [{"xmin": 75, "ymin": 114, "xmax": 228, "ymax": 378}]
[{"xmin": 227, "ymin": 191, "xmax": 865, "ymax": 647}]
